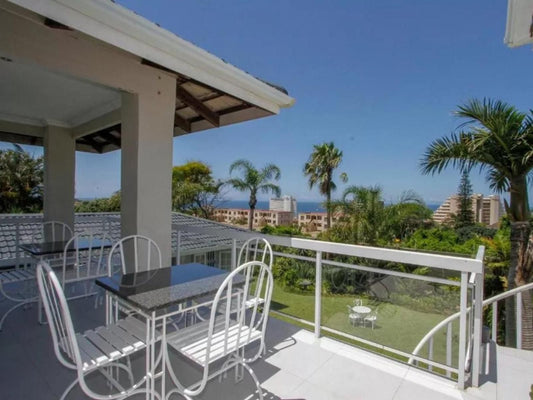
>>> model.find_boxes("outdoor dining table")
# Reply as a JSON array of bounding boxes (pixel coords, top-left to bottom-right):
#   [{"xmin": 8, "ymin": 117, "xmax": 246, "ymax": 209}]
[
  {"xmin": 352, "ymin": 305, "xmax": 371, "ymax": 315},
  {"xmin": 95, "ymin": 263, "xmax": 245, "ymax": 400}
]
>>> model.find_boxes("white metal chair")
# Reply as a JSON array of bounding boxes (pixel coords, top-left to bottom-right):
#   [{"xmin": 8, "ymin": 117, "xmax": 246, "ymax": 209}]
[
  {"xmin": 164, "ymin": 261, "xmax": 274, "ymax": 400},
  {"xmin": 0, "ymin": 221, "xmax": 74, "ymax": 330},
  {"xmin": 237, "ymin": 237, "xmax": 273, "ymax": 269},
  {"xmin": 353, "ymin": 298, "xmax": 363, "ymax": 306},
  {"xmin": 28, "ymin": 220, "xmax": 73, "ymax": 243},
  {"xmin": 346, "ymin": 305, "xmax": 361, "ymax": 326},
  {"xmin": 364, "ymin": 310, "xmax": 378, "ymax": 330},
  {"xmin": 108, "ymin": 234, "xmax": 162, "ymax": 275},
  {"xmin": 0, "ymin": 264, "xmax": 37, "ymax": 330},
  {"xmin": 238, "ymin": 237, "xmax": 273, "ymax": 309},
  {"xmin": 61, "ymin": 231, "xmax": 110, "ymax": 297},
  {"xmin": 37, "ymin": 261, "xmax": 155, "ymax": 400}
]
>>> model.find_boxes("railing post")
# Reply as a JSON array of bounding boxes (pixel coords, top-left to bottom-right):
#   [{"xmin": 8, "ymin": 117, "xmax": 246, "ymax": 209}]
[
  {"xmin": 446, "ymin": 322, "xmax": 452, "ymax": 378},
  {"xmin": 516, "ymin": 291, "xmax": 522, "ymax": 349},
  {"xmin": 176, "ymin": 230, "xmax": 181, "ymax": 265},
  {"xmin": 472, "ymin": 272, "xmax": 484, "ymax": 386},
  {"xmin": 315, "ymin": 251, "xmax": 322, "ymax": 339},
  {"xmin": 492, "ymin": 302, "xmax": 498, "ymax": 342},
  {"xmin": 458, "ymin": 271, "xmax": 468, "ymax": 390}
]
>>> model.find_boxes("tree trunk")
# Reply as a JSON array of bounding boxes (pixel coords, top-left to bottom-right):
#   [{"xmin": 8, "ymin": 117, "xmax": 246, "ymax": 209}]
[
  {"xmin": 326, "ymin": 190, "xmax": 332, "ymax": 230},
  {"xmin": 505, "ymin": 176, "xmax": 532, "ymax": 348},
  {"xmin": 248, "ymin": 206, "xmax": 255, "ymax": 231}
]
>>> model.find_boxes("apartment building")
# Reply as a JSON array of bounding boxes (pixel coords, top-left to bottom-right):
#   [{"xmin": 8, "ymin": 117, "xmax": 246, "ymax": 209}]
[
  {"xmin": 269, "ymin": 196, "xmax": 297, "ymax": 218},
  {"xmin": 213, "ymin": 208, "xmax": 293, "ymax": 229},
  {"xmin": 298, "ymin": 212, "xmax": 341, "ymax": 233},
  {"xmin": 433, "ymin": 194, "xmax": 503, "ymax": 226}
]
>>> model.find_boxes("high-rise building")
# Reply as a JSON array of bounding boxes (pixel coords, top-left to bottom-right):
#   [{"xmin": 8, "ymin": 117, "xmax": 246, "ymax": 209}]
[
  {"xmin": 433, "ymin": 194, "xmax": 503, "ymax": 226},
  {"xmin": 269, "ymin": 195, "xmax": 297, "ymax": 218}
]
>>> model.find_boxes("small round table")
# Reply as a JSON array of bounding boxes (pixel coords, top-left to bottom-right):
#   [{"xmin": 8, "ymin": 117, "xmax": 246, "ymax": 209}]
[{"xmin": 352, "ymin": 306, "xmax": 371, "ymax": 315}]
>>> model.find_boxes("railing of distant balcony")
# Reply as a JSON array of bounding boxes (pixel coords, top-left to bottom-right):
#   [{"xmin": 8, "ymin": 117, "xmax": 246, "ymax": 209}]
[{"xmin": 173, "ymin": 220, "xmax": 484, "ymax": 390}]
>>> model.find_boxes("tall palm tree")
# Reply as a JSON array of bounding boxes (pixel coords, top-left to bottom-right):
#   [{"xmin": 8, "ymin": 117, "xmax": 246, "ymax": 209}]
[
  {"xmin": 420, "ymin": 98, "xmax": 533, "ymax": 349},
  {"xmin": 304, "ymin": 142, "xmax": 348, "ymax": 229},
  {"xmin": 335, "ymin": 185, "xmax": 386, "ymax": 245},
  {"xmin": 227, "ymin": 159, "xmax": 281, "ymax": 231}
]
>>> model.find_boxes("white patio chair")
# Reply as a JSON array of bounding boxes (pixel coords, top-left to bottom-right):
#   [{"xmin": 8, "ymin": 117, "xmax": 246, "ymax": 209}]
[
  {"xmin": 238, "ymin": 237, "xmax": 273, "ymax": 309},
  {"xmin": 108, "ymin": 234, "xmax": 162, "ymax": 275},
  {"xmin": 0, "ymin": 264, "xmax": 37, "ymax": 330},
  {"xmin": 61, "ymin": 231, "xmax": 110, "ymax": 297},
  {"xmin": 29, "ymin": 220, "xmax": 73, "ymax": 243},
  {"xmin": 164, "ymin": 260, "xmax": 274, "ymax": 400},
  {"xmin": 364, "ymin": 310, "xmax": 378, "ymax": 330},
  {"xmin": 353, "ymin": 298, "xmax": 363, "ymax": 306},
  {"xmin": 37, "ymin": 261, "xmax": 155, "ymax": 400},
  {"xmin": 237, "ymin": 237, "xmax": 273, "ymax": 269},
  {"xmin": 346, "ymin": 305, "xmax": 361, "ymax": 326}
]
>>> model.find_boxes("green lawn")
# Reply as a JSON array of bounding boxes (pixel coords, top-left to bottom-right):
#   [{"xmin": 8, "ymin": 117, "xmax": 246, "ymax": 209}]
[{"xmin": 269, "ymin": 284, "xmax": 459, "ymax": 367}]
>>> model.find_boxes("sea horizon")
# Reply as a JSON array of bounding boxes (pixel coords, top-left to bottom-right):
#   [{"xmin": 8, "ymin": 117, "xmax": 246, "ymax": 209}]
[{"xmin": 217, "ymin": 200, "xmax": 441, "ymax": 212}]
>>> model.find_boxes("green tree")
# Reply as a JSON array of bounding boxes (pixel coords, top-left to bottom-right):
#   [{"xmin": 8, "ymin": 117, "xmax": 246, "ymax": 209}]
[
  {"xmin": 303, "ymin": 142, "xmax": 348, "ymax": 229},
  {"xmin": 0, "ymin": 146, "xmax": 43, "ymax": 213},
  {"xmin": 227, "ymin": 159, "xmax": 281, "ymax": 231},
  {"xmin": 74, "ymin": 191, "xmax": 121, "ymax": 212},
  {"xmin": 420, "ymin": 98, "xmax": 533, "ymax": 348},
  {"xmin": 455, "ymin": 171, "xmax": 474, "ymax": 228},
  {"xmin": 385, "ymin": 191, "xmax": 433, "ymax": 241},
  {"xmin": 172, "ymin": 161, "xmax": 223, "ymax": 219},
  {"xmin": 332, "ymin": 185, "xmax": 386, "ymax": 245}
]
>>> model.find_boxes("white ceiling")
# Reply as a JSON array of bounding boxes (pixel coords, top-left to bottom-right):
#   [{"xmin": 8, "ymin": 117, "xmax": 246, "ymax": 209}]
[{"xmin": 0, "ymin": 57, "xmax": 120, "ymax": 128}]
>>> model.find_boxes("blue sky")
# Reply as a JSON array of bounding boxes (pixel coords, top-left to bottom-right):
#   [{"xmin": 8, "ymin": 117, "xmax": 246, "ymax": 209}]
[{"xmin": 5, "ymin": 1, "xmax": 533, "ymax": 204}]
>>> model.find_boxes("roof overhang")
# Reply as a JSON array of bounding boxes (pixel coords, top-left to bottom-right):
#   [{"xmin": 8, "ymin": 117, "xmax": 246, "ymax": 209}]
[{"xmin": 0, "ymin": 0, "xmax": 294, "ymax": 153}]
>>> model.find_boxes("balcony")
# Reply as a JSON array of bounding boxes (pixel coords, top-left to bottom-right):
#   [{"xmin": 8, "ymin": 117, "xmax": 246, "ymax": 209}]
[{"xmin": 0, "ymin": 212, "xmax": 532, "ymax": 399}]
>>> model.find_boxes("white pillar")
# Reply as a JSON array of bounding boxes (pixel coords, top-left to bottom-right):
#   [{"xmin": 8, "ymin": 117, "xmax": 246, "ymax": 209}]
[
  {"xmin": 121, "ymin": 84, "xmax": 175, "ymax": 267},
  {"xmin": 43, "ymin": 125, "xmax": 75, "ymax": 229}
]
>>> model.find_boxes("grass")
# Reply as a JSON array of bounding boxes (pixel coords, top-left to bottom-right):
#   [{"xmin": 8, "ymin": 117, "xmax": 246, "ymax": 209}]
[{"xmin": 269, "ymin": 284, "xmax": 460, "ymax": 368}]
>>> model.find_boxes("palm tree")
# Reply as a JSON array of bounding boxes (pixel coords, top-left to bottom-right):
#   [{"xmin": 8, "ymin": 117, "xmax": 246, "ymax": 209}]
[
  {"xmin": 227, "ymin": 159, "xmax": 281, "ymax": 231},
  {"xmin": 420, "ymin": 98, "xmax": 533, "ymax": 349},
  {"xmin": 304, "ymin": 142, "xmax": 348, "ymax": 229}
]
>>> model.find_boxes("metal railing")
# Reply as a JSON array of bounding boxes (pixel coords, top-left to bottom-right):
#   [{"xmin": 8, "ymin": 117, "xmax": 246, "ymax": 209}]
[{"xmin": 173, "ymin": 219, "xmax": 484, "ymax": 390}]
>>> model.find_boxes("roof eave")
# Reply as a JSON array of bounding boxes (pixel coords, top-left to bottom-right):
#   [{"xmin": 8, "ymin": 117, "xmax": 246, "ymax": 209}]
[{"xmin": 7, "ymin": 0, "xmax": 295, "ymax": 114}]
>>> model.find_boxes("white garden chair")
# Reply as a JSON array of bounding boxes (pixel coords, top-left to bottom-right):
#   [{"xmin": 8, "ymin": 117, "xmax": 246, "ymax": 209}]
[
  {"xmin": 0, "ymin": 221, "xmax": 73, "ymax": 330},
  {"xmin": 164, "ymin": 261, "xmax": 274, "ymax": 400},
  {"xmin": 238, "ymin": 237, "xmax": 273, "ymax": 309},
  {"xmin": 36, "ymin": 261, "xmax": 156, "ymax": 400},
  {"xmin": 364, "ymin": 310, "xmax": 378, "ymax": 330},
  {"xmin": 108, "ymin": 234, "xmax": 162, "ymax": 275},
  {"xmin": 346, "ymin": 305, "xmax": 361, "ymax": 326}
]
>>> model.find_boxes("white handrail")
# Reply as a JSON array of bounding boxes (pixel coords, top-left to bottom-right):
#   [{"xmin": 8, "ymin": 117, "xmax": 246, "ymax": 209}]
[{"xmin": 409, "ymin": 280, "xmax": 533, "ymax": 364}]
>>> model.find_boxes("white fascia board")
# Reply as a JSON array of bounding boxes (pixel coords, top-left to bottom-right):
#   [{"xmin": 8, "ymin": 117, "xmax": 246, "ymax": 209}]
[{"xmin": 7, "ymin": 0, "xmax": 295, "ymax": 114}]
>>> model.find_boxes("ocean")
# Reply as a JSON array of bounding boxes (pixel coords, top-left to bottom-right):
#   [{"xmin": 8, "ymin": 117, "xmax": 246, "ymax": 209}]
[{"xmin": 218, "ymin": 200, "xmax": 440, "ymax": 213}]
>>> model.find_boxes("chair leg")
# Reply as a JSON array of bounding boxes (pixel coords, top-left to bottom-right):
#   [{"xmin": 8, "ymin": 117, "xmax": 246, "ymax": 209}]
[
  {"xmin": 0, "ymin": 299, "xmax": 35, "ymax": 331},
  {"xmin": 240, "ymin": 362, "xmax": 264, "ymax": 400},
  {"xmin": 60, "ymin": 377, "xmax": 79, "ymax": 400}
]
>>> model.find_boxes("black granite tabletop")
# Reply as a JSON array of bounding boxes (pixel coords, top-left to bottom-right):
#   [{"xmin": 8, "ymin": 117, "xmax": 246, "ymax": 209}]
[
  {"xmin": 19, "ymin": 239, "xmax": 112, "ymax": 256},
  {"xmin": 95, "ymin": 263, "xmax": 244, "ymax": 313}
]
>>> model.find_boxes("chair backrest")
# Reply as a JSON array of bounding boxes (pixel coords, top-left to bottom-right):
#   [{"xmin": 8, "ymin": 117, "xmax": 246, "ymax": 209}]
[
  {"xmin": 62, "ymin": 231, "xmax": 110, "ymax": 285},
  {"xmin": 108, "ymin": 234, "xmax": 162, "ymax": 274},
  {"xmin": 30, "ymin": 221, "xmax": 73, "ymax": 243},
  {"xmin": 200, "ymin": 261, "xmax": 273, "ymax": 394},
  {"xmin": 237, "ymin": 237, "xmax": 273, "ymax": 269},
  {"xmin": 36, "ymin": 262, "xmax": 80, "ymax": 372}
]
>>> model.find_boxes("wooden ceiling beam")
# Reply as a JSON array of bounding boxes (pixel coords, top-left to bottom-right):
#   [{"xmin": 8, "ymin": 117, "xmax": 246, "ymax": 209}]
[
  {"xmin": 79, "ymin": 136, "xmax": 104, "ymax": 153},
  {"xmin": 100, "ymin": 131, "xmax": 121, "ymax": 147},
  {"xmin": 174, "ymin": 112, "xmax": 191, "ymax": 133},
  {"xmin": 175, "ymin": 84, "xmax": 220, "ymax": 127}
]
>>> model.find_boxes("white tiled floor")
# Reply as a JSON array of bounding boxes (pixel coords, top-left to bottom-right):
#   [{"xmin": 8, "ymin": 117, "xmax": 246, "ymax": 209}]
[{"xmin": 0, "ymin": 294, "xmax": 531, "ymax": 400}]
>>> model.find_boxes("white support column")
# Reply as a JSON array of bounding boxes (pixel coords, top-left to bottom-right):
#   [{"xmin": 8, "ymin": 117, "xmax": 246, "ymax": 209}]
[
  {"xmin": 121, "ymin": 81, "xmax": 176, "ymax": 269},
  {"xmin": 315, "ymin": 251, "xmax": 322, "ymax": 339},
  {"xmin": 43, "ymin": 125, "xmax": 75, "ymax": 229}
]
